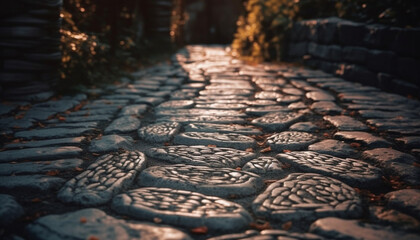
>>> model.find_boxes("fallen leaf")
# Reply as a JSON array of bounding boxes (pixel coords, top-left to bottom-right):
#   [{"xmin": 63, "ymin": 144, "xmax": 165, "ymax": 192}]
[
  {"xmin": 249, "ymin": 220, "xmax": 271, "ymax": 230},
  {"xmin": 11, "ymin": 139, "xmax": 21, "ymax": 143},
  {"xmin": 282, "ymin": 221, "xmax": 293, "ymax": 230},
  {"xmin": 15, "ymin": 114, "xmax": 24, "ymax": 120},
  {"xmin": 282, "ymin": 149, "xmax": 291, "ymax": 153},
  {"xmin": 87, "ymin": 236, "xmax": 99, "ymax": 240},
  {"xmin": 164, "ymin": 142, "xmax": 171, "ymax": 146},
  {"xmin": 153, "ymin": 217, "xmax": 162, "ymax": 223},
  {"xmin": 235, "ymin": 167, "xmax": 242, "ymax": 171},
  {"xmin": 208, "ymin": 144, "xmax": 216, "ymax": 148},
  {"xmin": 413, "ymin": 162, "xmax": 420, "ymax": 168},
  {"xmin": 260, "ymin": 146, "xmax": 271, "ymax": 153},
  {"xmin": 80, "ymin": 217, "xmax": 87, "ymax": 223},
  {"xmin": 36, "ymin": 122, "xmax": 45, "ymax": 128},
  {"xmin": 350, "ymin": 142, "xmax": 361, "ymax": 148},
  {"xmin": 245, "ymin": 148, "xmax": 254, "ymax": 152},
  {"xmin": 74, "ymin": 167, "xmax": 83, "ymax": 172},
  {"xmin": 12, "ymin": 126, "xmax": 21, "ymax": 129},
  {"xmin": 57, "ymin": 116, "xmax": 66, "ymax": 121},
  {"xmin": 92, "ymin": 153, "xmax": 100, "ymax": 156},
  {"xmin": 46, "ymin": 170, "xmax": 59, "ymax": 176},
  {"xmin": 228, "ymin": 194, "xmax": 238, "ymax": 199},
  {"xmin": 73, "ymin": 103, "xmax": 84, "ymax": 111},
  {"xmin": 323, "ymin": 133, "xmax": 330, "ymax": 138},
  {"xmin": 31, "ymin": 198, "xmax": 42, "ymax": 203},
  {"xmin": 190, "ymin": 226, "xmax": 208, "ymax": 234},
  {"xmin": 264, "ymin": 180, "xmax": 277, "ymax": 185}
]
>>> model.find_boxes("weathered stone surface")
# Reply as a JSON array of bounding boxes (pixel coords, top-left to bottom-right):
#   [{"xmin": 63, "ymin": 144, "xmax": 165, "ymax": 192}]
[
  {"xmin": 255, "ymin": 91, "xmax": 284, "ymax": 100},
  {"xmin": 385, "ymin": 189, "xmax": 420, "ymax": 220},
  {"xmin": 158, "ymin": 115, "xmax": 246, "ymax": 125},
  {"xmin": 311, "ymin": 101, "xmax": 343, "ymax": 115},
  {"xmin": 156, "ymin": 100, "xmax": 195, "ymax": 109},
  {"xmin": 277, "ymin": 151, "xmax": 382, "ymax": 187},
  {"xmin": 138, "ymin": 122, "xmax": 181, "ymax": 143},
  {"xmin": 58, "ymin": 151, "xmax": 146, "ymax": 206},
  {"xmin": 200, "ymin": 89, "xmax": 253, "ymax": 96},
  {"xmin": 242, "ymin": 156, "xmax": 284, "ymax": 177},
  {"xmin": 0, "ymin": 175, "xmax": 65, "ymax": 192},
  {"xmin": 47, "ymin": 115, "xmax": 112, "ymax": 123},
  {"xmin": 308, "ymin": 139, "xmax": 358, "ymax": 158},
  {"xmin": 49, "ymin": 121, "xmax": 99, "ymax": 129},
  {"xmin": 289, "ymin": 122, "xmax": 319, "ymax": 132},
  {"xmin": 324, "ymin": 115, "xmax": 368, "ymax": 131},
  {"xmin": 88, "ymin": 135, "xmax": 134, "ymax": 153},
  {"xmin": 276, "ymin": 95, "xmax": 301, "ymax": 104},
  {"xmin": 288, "ymin": 101, "xmax": 308, "ymax": 110},
  {"xmin": 112, "ymin": 187, "xmax": 252, "ymax": 231},
  {"xmin": 134, "ymin": 96, "xmax": 164, "ymax": 106},
  {"xmin": 104, "ymin": 116, "xmax": 141, "ymax": 134},
  {"xmin": 184, "ymin": 123, "xmax": 262, "ymax": 135},
  {"xmin": 66, "ymin": 108, "xmax": 119, "ymax": 117},
  {"xmin": 310, "ymin": 217, "xmax": 420, "ymax": 240},
  {"xmin": 119, "ymin": 104, "xmax": 148, "ymax": 116},
  {"xmin": 267, "ymin": 131, "xmax": 317, "ymax": 151},
  {"xmin": 156, "ymin": 108, "xmax": 246, "ymax": 117},
  {"xmin": 245, "ymin": 105, "xmax": 291, "ymax": 116},
  {"xmin": 0, "ymin": 146, "xmax": 82, "ymax": 163},
  {"xmin": 306, "ymin": 91, "xmax": 335, "ymax": 101},
  {"xmin": 252, "ymin": 112, "xmax": 304, "ymax": 131},
  {"xmin": 138, "ymin": 164, "xmax": 263, "ymax": 197},
  {"xmin": 196, "ymin": 103, "xmax": 247, "ymax": 110},
  {"xmin": 362, "ymin": 148, "xmax": 418, "ymax": 165},
  {"xmin": 334, "ymin": 131, "xmax": 391, "ymax": 148},
  {"xmin": 253, "ymin": 173, "xmax": 362, "ymax": 222},
  {"xmin": 0, "ymin": 194, "xmax": 24, "ymax": 226},
  {"xmin": 174, "ymin": 132, "xmax": 256, "ymax": 150},
  {"xmin": 369, "ymin": 206, "xmax": 420, "ymax": 231},
  {"xmin": 208, "ymin": 229, "xmax": 324, "ymax": 240},
  {"xmin": 15, "ymin": 128, "xmax": 93, "ymax": 140},
  {"xmin": 0, "ymin": 159, "xmax": 83, "ymax": 176},
  {"xmin": 26, "ymin": 208, "xmax": 192, "ymax": 240},
  {"xmin": 146, "ymin": 145, "xmax": 256, "ymax": 168},
  {"xmin": 396, "ymin": 136, "xmax": 420, "ymax": 149},
  {"xmin": 282, "ymin": 87, "xmax": 304, "ymax": 96},
  {"xmin": 4, "ymin": 137, "xmax": 85, "ymax": 149}
]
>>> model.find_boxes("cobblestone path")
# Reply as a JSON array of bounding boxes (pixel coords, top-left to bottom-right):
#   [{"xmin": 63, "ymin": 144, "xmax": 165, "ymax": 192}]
[{"xmin": 1, "ymin": 45, "xmax": 420, "ymax": 239}]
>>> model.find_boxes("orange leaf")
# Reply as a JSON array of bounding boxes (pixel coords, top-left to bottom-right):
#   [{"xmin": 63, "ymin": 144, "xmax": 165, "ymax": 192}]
[
  {"xmin": 282, "ymin": 221, "xmax": 293, "ymax": 230},
  {"xmin": 15, "ymin": 114, "xmax": 25, "ymax": 120},
  {"xmin": 350, "ymin": 142, "xmax": 361, "ymax": 148},
  {"xmin": 250, "ymin": 221, "xmax": 271, "ymax": 230},
  {"xmin": 413, "ymin": 162, "xmax": 420, "ymax": 168},
  {"xmin": 36, "ymin": 122, "xmax": 45, "ymax": 128},
  {"xmin": 73, "ymin": 103, "xmax": 84, "ymax": 111},
  {"xmin": 153, "ymin": 217, "xmax": 162, "ymax": 223},
  {"xmin": 31, "ymin": 198, "xmax": 42, "ymax": 203},
  {"xmin": 264, "ymin": 179, "xmax": 277, "ymax": 185},
  {"xmin": 245, "ymin": 148, "xmax": 254, "ymax": 152},
  {"xmin": 164, "ymin": 142, "xmax": 171, "ymax": 146},
  {"xmin": 208, "ymin": 144, "xmax": 216, "ymax": 147},
  {"xmin": 74, "ymin": 167, "xmax": 83, "ymax": 171},
  {"xmin": 92, "ymin": 153, "xmax": 100, "ymax": 156},
  {"xmin": 260, "ymin": 146, "xmax": 272, "ymax": 153},
  {"xmin": 57, "ymin": 116, "xmax": 66, "ymax": 121},
  {"xmin": 235, "ymin": 167, "xmax": 242, "ymax": 171},
  {"xmin": 88, "ymin": 236, "xmax": 99, "ymax": 240},
  {"xmin": 45, "ymin": 170, "xmax": 59, "ymax": 176},
  {"xmin": 80, "ymin": 217, "xmax": 87, "ymax": 223},
  {"xmin": 323, "ymin": 133, "xmax": 330, "ymax": 138},
  {"xmin": 282, "ymin": 149, "xmax": 291, "ymax": 153},
  {"xmin": 190, "ymin": 226, "xmax": 208, "ymax": 234}
]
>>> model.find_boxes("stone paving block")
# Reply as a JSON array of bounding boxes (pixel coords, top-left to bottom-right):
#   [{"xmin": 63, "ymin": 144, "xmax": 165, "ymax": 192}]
[
  {"xmin": 267, "ymin": 131, "xmax": 317, "ymax": 151},
  {"xmin": 0, "ymin": 194, "xmax": 24, "ymax": 227},
  {"xmin": 200, "ymin": 89, "xmax": 253, "ymax": 96},
  {"xmin": 255, "ymin": 91, "xmax": 284, "ymax": 100},
  {"xmin": 277, "ymin": 151, "xmax": 382, "ymax": 187},
  {"xmin": 208, "ymin": 229, "xmax": 324, "ymax": 240},
  {"xmin": 324, "ymin": 115, "xmax": 368, "ymax": 131},
  {"xmin": 156, "ymin": 100, "xmax": 195, "ymax": 109},
  {"xmin": 289, "ymin": 122, "xmax": 319, "ymax": 132},
  {"xmin": 119, "ymin": 104, "xmax": 148, "ymax": 116},
  {"xmin": 334, "ymin": 131, "xmax": 391, "ymax": 148},
  {"xmin": 308, "ymin": 139, "xmax": 358, "ymax": 158},
  {"xmin": 58, "ymin": 151, "xmax": 146, "ymax": 206},
  {"xmin": 134, "ymin": 96, "xmax": 164, "ymax": 106},
  {"xmin": 184, "ymin": 123, "xmax": 262, "ymax": 135},
  {"xmin": 395, "ymin": 136, "xmax": 420, "ymax": 149},
  {"xmin": 362, "ymin": 148, "xmax": 418, "ymax": 165},
  {"xmin": 88, "ymin": 135, "xmax": 134, "ymax": 153},
  {"xmin": 288, "ymin": 101, "xmax": 308, "ymax": 110},
  {"xmin": 311, "ymin": 101, "xmax": 343, "ymax": 115},
  {"xmin": 138, "ymin": 164, "xmax": 263, "ymax": 197},
  {"xmin": 369, "ymin": 206, "xmax": 420, "ymax": 231},
  {"xmin": 310, "ymin": 217, "xmax": 420, "ymax": 240},
  {"xmin": 0, "ymin": 175, "xmax": 65, "ymax": 192},
  {"xmin": 252, "ymin": 112, "xmax": 304, "ymax": 132},
  {"xmin": 174, "ymin": 132, "xmax": 256, "ymax": 150},
  {"xmin": 47, "ymin": 121, "xmax": 99, "ymax": 129},
  {"xmin": 156, "ymin": 108, "xmax": 246, "ymax": 117},
  {"xmin": 158, "ymin": 115, "xmax": 246, "ymax": 125},
  {"xmin": 138, "ymin": 122, "xmax": 181, "ymax": 143},
  {"xmin": 245, "ymin": 105, "xmax": 291, "ymax": 116},
  {"xmin": 242, "ymin": 156, "xmax": 284, "ymax": 177},
  {"xmin": 111, "ymin": 187, "xmax": 252, "ymax": 232},
  {"xmin": 385, "ymin": 189, "xmax": 420, "ymax": 220},
  {"xmin": 103, "ymin": 94, "xmax": 142, "ymax": 101},
  {"xmin": 0, "ymin": 159, "xmax": 83, "ymax": 176},
  {"xmin": 196, "ymin": 103, "xmax": 247, "ymax": 110},
  {"xmin": 47, "ymin": 115, "xmax": 112, "ymax": 123},
  {"xmin": 276, "ymin": 95, "xmax": 301, "ymax": 104},
  {"xmin": 282, "ymin": 87, "xmax": 304, "ymax": 96},
  {"xmin": 306, "ymin": 91, "xmax": 335, "ymax": 101},
  {"xmin": 26, "ymin": 208, "xmax": 192, "ymax": 240},
  {"xmin": 146, "ymin": 145, "xmax": 256, "ymax": 168},
  {"xmin": 66, "ymin": 107, "xmax": 119, "ymax": 117},
  {"xmin": 0, "ymin": 146, "xmax": 82, "ymax": 163},
  {"xmin": 246, "ymin": 99, "xmax": 278, "ymax": 106},
  {"xmin": 15, "ymin": 128, "xmax": 94, "ymax": 140},
  {"xmin": 4, "ymin": 137, "xmax": 85, "ymax": 149},
  {"xmin": 252, "ymin": 173, "xmax": 362, "ymax": 222},
  {"xmin": 104, "ymin": 116, "xmax": 141, "ymax": 134}
]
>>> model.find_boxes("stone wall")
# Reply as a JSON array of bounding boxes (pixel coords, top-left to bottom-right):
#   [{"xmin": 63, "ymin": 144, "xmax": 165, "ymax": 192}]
[{"xmin": 287, "ymin": 17, "xmax": 420, "ymax": 95}]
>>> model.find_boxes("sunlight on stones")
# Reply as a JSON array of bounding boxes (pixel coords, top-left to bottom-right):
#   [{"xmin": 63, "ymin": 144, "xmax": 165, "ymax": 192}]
[
  {"xmin": 267, "ymin": 131, "xmax": 317, "ymax": 151},
  {"xmin": 174, "ymin": 132, "xmax": 256, "ymax": 150},
  {"xmin": 138, "ymin": 122, "xmax": 181, "ymax": 143}
]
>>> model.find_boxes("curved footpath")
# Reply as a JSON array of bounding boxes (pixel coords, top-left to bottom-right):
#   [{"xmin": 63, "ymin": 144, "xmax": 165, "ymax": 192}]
[{"xmin": 0, "ymin": 45, "xmax": 420, "ymax": 240}]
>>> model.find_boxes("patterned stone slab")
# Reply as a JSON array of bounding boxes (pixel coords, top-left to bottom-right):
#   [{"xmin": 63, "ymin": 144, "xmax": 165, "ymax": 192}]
[
  {"xmin": 195, "ymin": 103, "xmax": 248, "ymax": 110},
  {"xmin": 267, "ymin": 131, "xmax": 317, "ymax": 151},
  {"xmin": 104, "ymin": 116, "xmax": 141, "ymax": 134},
  {"xmin": 138, "ymin": 122, "xmax": 181, "ymax": 143},
  {"xmin": 26, "ymin": 208, "xmax": 192, "ymax": 240},
  {"xmin": 245, "ymin": 105, "xmax": 291, "ymax": 116},
  {"xmin": 145, "ymin": 145, "xmax": 256, "ymax": 168},
  {"xmin": 277, "ymin": 151, "xmax": 382, "ymax": 187},
  {"xmin": 252, "ymin": 173, "xmax": 362, "ymax": 222},
  {"xmin": 158, "ymin": 116, "xmax": 246, "ymax": 125},
  {"xmin": 308, "ymin": 139, "xmax": 358, "ymax": 158},
  {"xmin": 15, "ymin": 128, "xmax": 94, "ymax": 140},
  {"xmin": 155, "ymin": 109, "xmax": 246, "ymax": 117},
  {"xmin": 58, "ymin": 151, "xmax": 147, "ymax": 206},
  {"xmin": 4, "ymin": 137, "xmax": 85, "ymax": 149},
  {"xmin": 310, "ymin": 217, "xmax": 420, "ymax": 240},
  {"xmin": 208, "ymin": 229, "xmax": 324, "ymax": 240},
  {"xmin": 174, "ymin": 132, "xmax": 256, "ymax": 150},
  {"xmin": 0, "ymin": 146, "xmax": 82, "ymax": 163},
  {"xmin": 138, "ymin": 164, "xmax": 263, "ymax": 197},
  {"xmin": 362, "ymin": 148, "xmax": 418, "ymax": 166},
  {"xmin": 0, "ymin": 159, "xmax": 83, "ymax": 176},
  {"xmin": 334, "ymin": 131, "xmax": 391, "ymax": 148},
  {"xmin": 156, "ymin": 100, "xmax": 195, "ymax": 109},
  {"xmin": 385, "ymin": 189, "xmax": 420, "ymax": 220},
  {"xmin": 88, "ymin": 135, "xmax": 134, "ymax": 153},
  {"xmin": 199, "ymin": 89, "xmax": 253, "ymax": 96},
  {"xmin": 111, "ymin": 187, "xmax": 252, "ymax": 231},
  {"xmin": 184, "ymin": 123, "xmax": 262, "ymax": 135},
  {"xmin": 242, "ymin": 156, "xmax": 284, "ymax": 177},
  {"xmin": 323, "ymin": 115, "xmax": 368, "ymax": 131},
  {"xmin": 252, "ymin": 112, "xmax": 304, "ymax": 131},
  {"xmin": 0, "ymin": 175, "xmax": 65, "ymax": 192},
  {"xmin": 0, "ymin": 194, "xmax": 24, "ymax": 226}
]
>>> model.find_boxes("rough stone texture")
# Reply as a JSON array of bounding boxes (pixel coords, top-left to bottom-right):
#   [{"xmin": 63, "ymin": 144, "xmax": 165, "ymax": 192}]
[
  {"xmin": 138, "ymin": 164, "xmax": 263, "ymax": 197},
  {"xmin": 88, "ymin": 135, "xmax": 134, "ymax": 153},
  {"xmin": 138, "ymin": 122, "xmax": 181, "ymax": 143},
  {"xmin": 385, "ymin": 189, "xmax": 420, "ymax": 220},
  {"xmin": 324, "ymin": 115, "xmax": 368, "ymax": 131},
  {"xmin": 369, "ymin": 206, "xmax": 420, "ymax": 231},
  {"xmin": 145, "ymin": 145, "xmax": 256, "ymax": 168},
  {"xmin": 119, "ymin": 104, "xmax": 148, "ymax": 116},
  {"xmin": 252, "ymin": 112, "xmax": 304, "ymax": 131},
  {"xmin": 4, "ymin": 137, "xmax": 85, "ymax": 149},
  {"xmin": 308, "ymin": 139, "xmax": 358, "ymax": 158},
  {"xmin": 253, "ymin": 173, "xmax": 362, "ymax": 222},
  {"xmin": 306, "ymin": 91, "xmax": 335, "ymax": 101},
  {"xmin": 58, "ymin": 151, "xmax": 146, "ymax": 206},
  {"xmin": 289, "ymin": 122, "xmax": 319, "ymax": 132},
  {"xmin": 184, "ymin": 123, "xmax": 262, "ymax": 135},
  {"xmin": 156, "ymin": 108, "xmax": 246, "ymax": 117},
  {"xmin": 14, "ymin": 128, "xmax": 93, "ymax": 140},
  {"xmin": 310, "ymin": 217, "xmax": 420, "ymax": 240},
  {"xmin": 277, "ymin": 151, "xmax": 382, "ymax": 187},
  {"xmin": 156, "ymin": 100, "xmax": 195, "ymax": 109},
  {"xmin": 334, "ymin": 131, "xmax": 391, "ymax": 148},
  {"xmin": 276, "ymin": 95, "xmax": 301, "ymax": 104},
  {"xmin": 396, "ymin": 136, "xmax": 420, "ymax": 149},
  {"xmin": 0, "ymin": 146, "xmax": 82, "ymax": 163},
  {"xmin": 0, "ymin": 175, "xmax": 65, "ymax": 192},
  {"xmin": 104, "ymin": 116, "xmax": 141, "ymax": 134},
  {"xmin": 242, "ymin": 157, "xmax": 284, "ymax": 177},
  {"xmin": 0, "ymin": 194, "xmax": 24, "ymax": 226},
  {"xmin": 158, "ymin": 115, "xmax": 246, "ymax": 125},
  {"xmin": 245, "ymin": 105, "xmax": 291, "ymax": 116},
  {"xmin": 112, "ymin": 187, "xmax": 252, "ymax": 231},
  {"xmin": 362, "ymin": 148, "xmax": 418, "ymax": 165},
  {"xmin": 255, "ymin": 91, "xmax": 284, "ymax": 100},
  {"xmin": 208, "ymin": 229, "xmax": 324, "ymax": 240},
  {"xmin": 26, "ymin": 208, "xmax": 192, "ymax": 240},
  {"xmin": 174, "ymin": 132, "xmax": 256, "ymax": 150},
  {"xmin": 0, "ymin": 159, "xmax": 83, "ymax": 176},
  {"xmin": 196, "ymin": 103, "xmax": 247, "ymax": 110},
  {"xmin": 311, "ymin": 101, "xmax": 343, "ymax": 115},
  {"xmin": 267, "ymin": 131, "xmax": 317, "ymax": 151}
]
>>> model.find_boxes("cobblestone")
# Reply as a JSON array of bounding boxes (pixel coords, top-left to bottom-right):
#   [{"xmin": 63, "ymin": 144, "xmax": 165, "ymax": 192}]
[
  {"xmin": 0, "ymin": 146, "xmax": 82, "ymax": 163},
  {"xmin": 174, "ymin": 132, "xmax": 256, "ymax": 150},
  {"xmin": 138, "ymin": 122, "xmax": 181, "ymax": 143},
  {"xmin": 267, "ymin": 131, "xmax": 317, "ymax": 151},
  {"xmin": 252, "ymin": 112, "xmax": 304, "ymax": 131},
  {"xmin": 0, "ymin": 194, "xmax": 24, "ymax": 226},
  {"xmin": 242, "ymin": 156, "xmax": 284, "ymax": 177},
  {"xmin": 184, "ymin": 123, "xmax": 262, "ymax": 135}
]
